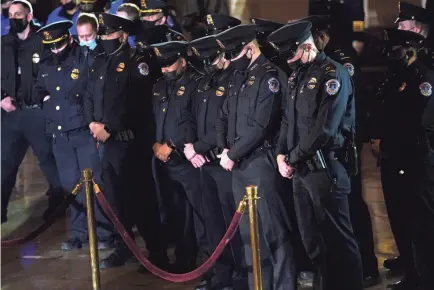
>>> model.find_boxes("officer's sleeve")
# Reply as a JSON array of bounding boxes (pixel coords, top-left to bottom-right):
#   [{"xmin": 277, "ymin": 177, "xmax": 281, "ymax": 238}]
[
  {"xmin": 179, "ymin": 89, "xmax": 198, "ymax": 147},
  {"xmin": 289, "ymin": 68, "xmax": 350, "ymax": 164},
  {"xmin": 83, "ymin": 76, "xmax": 95, "ymax": 124},
  {"xmin": 33, "ymin": 64, "xmax": 49, "ymax": 104},
  {"xmin": 276, "ymin": 102, "xmax": 289, "ymax": 156},
  {"xmin": 216, "ymin": 93, "xmax": 229, "ymax": 150},
  {"xmin": 227, "ymin": 72, "xmax": 282, "ymax": 161}
]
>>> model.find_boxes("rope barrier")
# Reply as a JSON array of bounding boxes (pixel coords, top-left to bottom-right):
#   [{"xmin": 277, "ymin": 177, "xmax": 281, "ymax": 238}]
[
  {"xmin": 93, "ymin": 181, "xmax": 246, "ymax": 283},
  {"xmin": 1, "ymin": 183, "xmax": 82, "ymax": 248}
]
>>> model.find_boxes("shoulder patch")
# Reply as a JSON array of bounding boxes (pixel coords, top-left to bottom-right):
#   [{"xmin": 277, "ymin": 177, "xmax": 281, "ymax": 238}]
[
  {"xmin": 268, "ymin": 77, "xmax": 280, "ymax": 93},
  {"xmin": 137, "ymin": 62, "xmax": 149, "ymax": 76},
  {"xmin": 325, "ymin": 79, "xmax": 341, "ymax": 95},
  {"xmin": 343, "ymin": 63, "xmax": 355, "ymax": 77},
  {"xmin": 420, "ymin": 82, "xmax": 432, "ymax": 97}
]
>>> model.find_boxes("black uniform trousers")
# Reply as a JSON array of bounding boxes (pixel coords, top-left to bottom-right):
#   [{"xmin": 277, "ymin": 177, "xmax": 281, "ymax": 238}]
[
  {"xmin": 292, "ymin": 153, "xmax": 363, "ymax": 290},
  {"xmin": 99, "ymin": 138, "xmax": 166, "ymax": 260},
  {"xmin": 201, "ymin": 160, "xmax": 245, "ymax": 288},
  {"xmin": 380, "ymin": 157, "xmax": 417, "ymax": 278},
  {"xmin": 349, "ymin": 153, "xmax": 378, "ymax": 278},
  {"xmin": 232, "ymin": 150, "xmax": 296, "ymax": 290},
  {"xmin": 52, "ymin": 129, "xmax": 111, "ymax": 241},
  {"xmin": 413, "ymin": 151, "xmax": 434, "ymax": 290},
  {"xmin": 1, "ymin": 107, "xmax": 62, "ymax": 220}
]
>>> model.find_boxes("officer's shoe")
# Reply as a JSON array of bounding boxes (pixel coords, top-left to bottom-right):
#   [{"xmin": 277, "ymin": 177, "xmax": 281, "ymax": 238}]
[
  {"xmin": 386, "ymin": 278, "xmax": 418, "ymax": 290},
  {"xmin": 99, "ymin": 252, "xmax": 137, "ymax": 269},
  {"xmin": 43, "ymin": 194, "xmax": 65, "ymax": 220},
  {"xmin": 61, "ymin": 239, "xmax": 84, "ymax": 251},
  {"xmin": 383, "ymin": 256, "xmax": 404, "ymax": 272},
  {"xmin": 363, "ymin": 274, "xmax": 381, "ymax": 288}
]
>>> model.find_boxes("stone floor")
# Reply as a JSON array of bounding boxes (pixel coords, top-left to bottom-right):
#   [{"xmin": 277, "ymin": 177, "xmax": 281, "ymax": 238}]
[{"xmin": 1, "ymin": 145, "xmax": 403, "ymax": 289}]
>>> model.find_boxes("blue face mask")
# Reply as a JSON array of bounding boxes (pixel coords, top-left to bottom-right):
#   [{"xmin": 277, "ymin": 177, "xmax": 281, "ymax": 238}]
[{"xmin": 79, "ymin": 39, "xmax": 97, "ymax": 50}]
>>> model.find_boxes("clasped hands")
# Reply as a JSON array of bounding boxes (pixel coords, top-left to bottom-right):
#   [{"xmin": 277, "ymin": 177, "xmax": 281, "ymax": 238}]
[
  {"xmin": 89, "ymin": 122, "xmax": 111, "ymax": 142},
  {"xmin": 184, "ymin": 143, "xmax": 209, "ymax": 168},
  {"xmin": 277, "ymin": 154, "xmax": 295, "ymax": 179}
]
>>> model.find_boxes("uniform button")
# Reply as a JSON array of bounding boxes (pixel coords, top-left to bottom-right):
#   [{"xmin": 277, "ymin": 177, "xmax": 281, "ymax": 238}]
[
  {"xmin": 76, "ymin": 94, "xmax": 79, "ymax": 97},
  {"xmin": 57, "ymin": 125, "xmax": 62, "ymax": 131},
  {"xmin": 203, "ymin": 99, "xmax": 207, "ymax": 102},
  {"xmin": 399, "ymin": 170, "xmax": 404, "ymax": 175},
  {"xmin": 100, "ymin": 76, "xmax": 103, "ymax": 80},
  {"xmin": 56, "ymin": 106, "xmax": 60, "ymax": 110},
  {"xmin": 57, "ymin": 67, "xmax": 61, "ymax": 71},
  {"xmin": 56, "ymin": 86, "xmax": 60, "ymax": 91}
]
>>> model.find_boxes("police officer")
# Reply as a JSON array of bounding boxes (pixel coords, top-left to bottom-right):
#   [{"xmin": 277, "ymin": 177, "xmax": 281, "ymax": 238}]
[
  {"xmin": 297, "ymin": 15, "xmax": 380, "ymax": 287},
  {"xmin": 1, "ymin": 0, "xmax": 63, "ymax": 223},
  {"xmin": 85, "ymin": 12, "xmax": 168, "ymax": 269},
  {"xmin": 34, "ymin": 20, "xmax": 111, "ymax": 250},
  {"xmin": 138, "ymin": 0, "xmax": 182, "ymax": 32},
  {"xmin": 185, "ymin": 35, "xmax": 245, "ymax": 290},
  {"xmin": 371, "ymin": 28, "xmax": 428, "ymax": 290},
  {"xmin": 269, "ymin": 22, "xmax": 363, "ymax": 290},
  {"xmin": 151, "ymin": 40, "xmax": 222, "ymax": 284},
  {"xmin": 215, "ymin": 24, "xmax": 296, "ymax": 290},
  {"xmin": 370, "ymin": 2, "xmax": 431, "ymax": 276}
]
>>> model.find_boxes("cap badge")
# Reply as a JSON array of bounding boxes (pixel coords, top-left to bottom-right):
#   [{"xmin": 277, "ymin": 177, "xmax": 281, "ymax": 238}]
[
  {"xmin": 154, "ymin": 47, "xmax": 161, "ymax": 57},
  {"xmin": 307, "ymin": 78, "xmax": 317, "ymax": 89},
  {"xmin": 177, "ymin": 86, "xmax": 185, "ymax": 96},
  {"xmin": 141, "ymin": 0, "xmax": 147, "ymax": 8},
  {"xmin": 71, "ymin": 68, "xmax": 79, "ymax": 80},
  {"xmin": 216, "ymin": 39, "xmax": 225, "ymax": 49},
  {"xmin": 206, "ymin": 15, "xmax": 214, "ymax": 25},
  {"xmin": 216, "ymin": 86, "xmax": 225, "ymax": 96},
  {"xmin": 116, "ymin": 62, "xmax": 125, "ymax": 72},
  {"xmin": 420, "ymin": 82, "xmax": 432, "ymax": 97},
  {"xmin": 32, "ymin": 53, "xmax": 40, "ymax": 64},
  {"xmin": 191, "ymin": 47, "xmax": 200, "ymax": 57},
  {"xmin": 43, "ymin": 31, "xmax": 52, "ymax": 40},
  {"xmin": 98, "ymin": 14, "xmax": 104, "ymax": 25},
  {"xmin": 325, "ymin": 79, "xmax": 341, "ymax": 95}
]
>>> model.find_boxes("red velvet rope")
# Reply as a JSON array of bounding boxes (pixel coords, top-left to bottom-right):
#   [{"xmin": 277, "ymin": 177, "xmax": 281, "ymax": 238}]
[{"xmin": 94, "ymin": 186, "xmax": 245, "ymax": 282}]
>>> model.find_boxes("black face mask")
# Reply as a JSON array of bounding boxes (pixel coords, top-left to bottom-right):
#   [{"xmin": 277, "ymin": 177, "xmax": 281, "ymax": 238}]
[
  {"xmin": 9, "ymin": 17, "xmax": 28, "ymax": 33},
  {"xmin": 203, "ymin": 55, "xmax": 222, "ymax": 75},
  {"xmin": 100, "ymin": 37, "xmax": 122, "ymax": 55},
  {"xmin": 52, "ymin": 44, "xmax": 71, "ymax": 65},
  {"xmin": 63, "ymin": 1, "xmax": 76, "ymax": 11},
  {"xmin": 163, "ymin": 62, "xmax": 184, "ymax": 81},
  {"xmin": 231, "ymin": 54, "xmax": 251, "ymax": 71},
  {"xmin": 141, "ymin": 19, "xmax": 158, "ymax": 30}
]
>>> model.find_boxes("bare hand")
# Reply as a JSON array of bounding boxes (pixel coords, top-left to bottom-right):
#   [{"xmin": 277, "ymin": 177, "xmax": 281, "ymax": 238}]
[
  {"xmin": 370, "ymin": 139, "xmax": 381, "ymax": 159},
  {"xmin": 277, "ymin": 154, "xmax": 294, "ymax": 179},
  {"xmin": 219, "ymin": 149, "xmax": 235, "ymax": 171},
  {"xmin": 190, "ymin": 154, "xmax": 207, "ymax": 168},
  {"xmin": 91, "ymin": 123, "xmax": 110, "ymax": 142},
  {"xmin": 156, "ymin": 143, "xmax": 173, "ymax": 162},
  {"xmin": 1, "ymin": 96, "xmax": 16, "ymax": 112},
  {"xmin": 184, "ymin": 143, "xmax": 196, "ymax": 161},
  {"xmin": 153, "ymin": 143, "xmax": 162, "ymax": 156}
]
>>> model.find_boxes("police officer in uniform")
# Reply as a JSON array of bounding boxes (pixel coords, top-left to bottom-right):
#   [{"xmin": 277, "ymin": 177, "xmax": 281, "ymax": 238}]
[
  {"xmin": 371, "ymin": 28, "xmax": 429, "ymax": 290},
  {"xmin": 34, "ymin": 20, "xmax": 111, "ymax": 250},
  {"xmin": 84, "ymin": 13, "xmax": 168, "ymax": 269},
  {"xmin": 269, "ymin": 22, "xmax": 363, "ymax": 290},
  {"xmin": 370, "ymin": 3, "xmax": 431, "ymax": 277},
  {"xmin": 215, "ymin": 24, "xmax": 296, "ymax": 290},
  {"xmin": 139, "ymin": 0, "xmax": 182, "ymax": 32},
  {"xmin": 185, "ymin": 34, "xmax": 245, "ymax": 290},
  {"xmin": 297, "ymin": 15, "xmax": 380, "ymax": 287},
  {"xmin": 1, "ymin": 0, "xmax": 63, "ymax": 224}
]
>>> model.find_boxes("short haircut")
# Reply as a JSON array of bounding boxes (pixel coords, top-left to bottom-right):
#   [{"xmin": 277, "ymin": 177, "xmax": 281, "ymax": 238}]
[
  {"xmin": 10, "ymin": 0, "xmax": 33, "ymax": 14},
  {"xmin": 77, "ymin": 12, "xmax": 99, "ymax": 32},
  {"xmin": 117, "ymin": 3, "xmax": 140, "ymax": 21}
]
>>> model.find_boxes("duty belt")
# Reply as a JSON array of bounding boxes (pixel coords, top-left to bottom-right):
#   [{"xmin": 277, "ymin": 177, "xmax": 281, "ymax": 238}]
[{"xmin": 114, "ymin": 130, "xmax": 135, "ymax": 141}]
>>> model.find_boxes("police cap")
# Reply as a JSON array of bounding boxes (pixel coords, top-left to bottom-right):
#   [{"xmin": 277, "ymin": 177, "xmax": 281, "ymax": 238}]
[
  {"xmin": 95, "ymin": 12, "xmax": 134, "ymax": 35},
  {"xmin": 37, "ymin": 20, "xmax": 72, "ymax": 49},
  {"xmin": 139, "ymin": 0, "xmax": 172, "ymax": 16},
  {"xmin": 384, "ymin": 28, "xmax": 425, "ymax": 47},
  {"xmin": 396, "ymin": 2, "xmax": 430, "ymax": 24},
  {"xmin": 214, "ymin": 24, "xmax": 257, "ymax": 59},
  {"xmin": 151, "ymin": 41, "xmax": 189, "ymax": 66},
  {"xmin": 295, "ymin": 15, "xmax": 330, "ymax": 33},
  {"xmin": 267, "ymin": 21, "xmax": 312, "ymax": 57},
  {"xmin": 136, "ymin": 25, "xmax": 186, "ymax": 50},
  {"xmin": 204, "ymin": 14, "xmax": 241, "ymax": 36},
  {"xmin": 189, "ymin": 35, "xmax": 223, "ymax": 62}
]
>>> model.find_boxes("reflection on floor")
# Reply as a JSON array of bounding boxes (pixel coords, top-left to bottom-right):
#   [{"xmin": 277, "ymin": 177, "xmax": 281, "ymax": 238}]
[{"xmin": 2, "ymin": 145, "xmax": 402, "ymax": 289}]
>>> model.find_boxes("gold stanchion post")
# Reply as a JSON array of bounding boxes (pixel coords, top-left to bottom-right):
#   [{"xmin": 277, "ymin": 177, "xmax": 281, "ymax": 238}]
[
  {"xmin": 246, "ymin": 186, "xmax": 262, "ymax": 290},
  {"xmin": 83, "ymin": 169, "xmax": 101, "ymax": 290}
]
